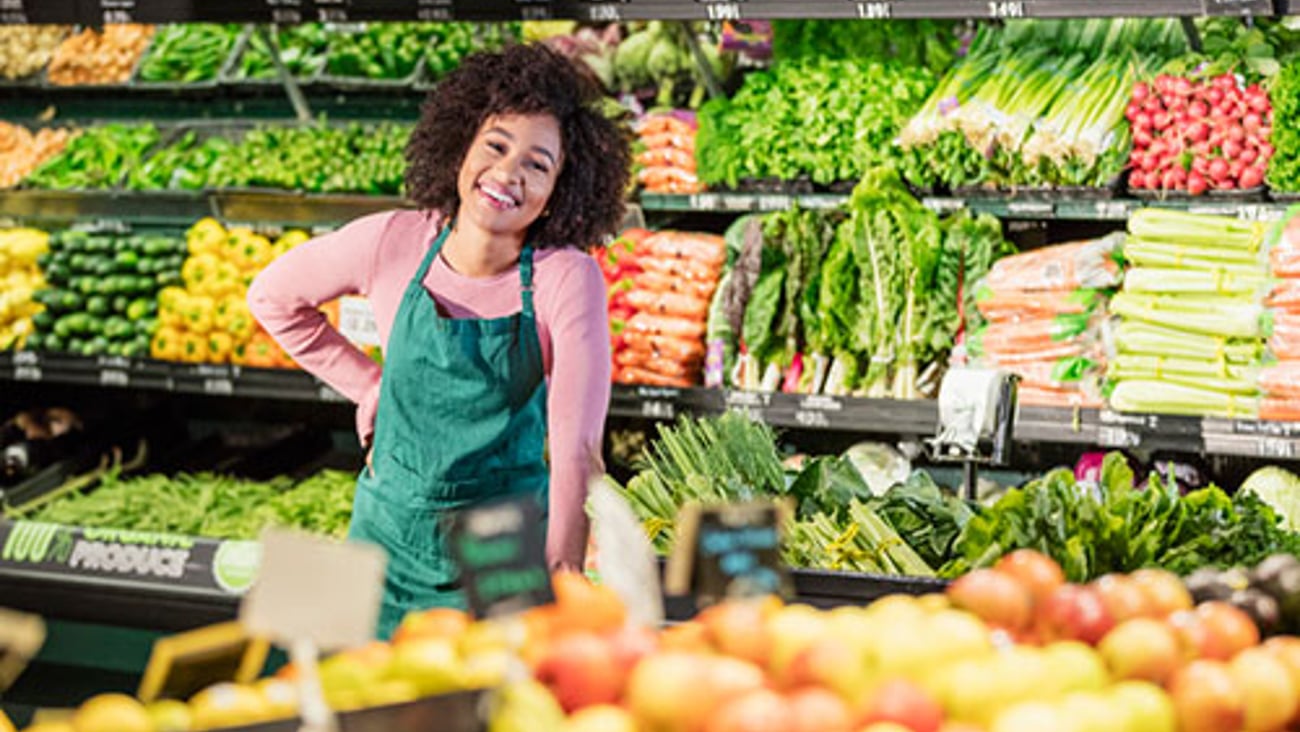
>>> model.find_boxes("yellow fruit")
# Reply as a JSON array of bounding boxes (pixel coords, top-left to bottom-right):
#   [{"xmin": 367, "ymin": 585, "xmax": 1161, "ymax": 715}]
[
  {"xmin": 188, "ymin": 683, "xmax": 271, "ymax": 731},
  {"xmin": 386, "ymin": 638, "xmax": 465, "ymax": 696},
  {"xmin": 317, "ymin": 654, "xmax": 386, "ymax": 699},
  {"xmin": 71, "ymin": 694, "xmax": 152, "ymax": 732},
  {"xmin": 488, "ymin": 680, "xmax": 565, "ymax": 732},
  {"xmin": 18, "ymin": 723, "xmax": 73, "ymax": 732},
  {"xmin": 253, "ymin": 678, "xmax": 298, "ymax": 720},
  {"xmin": 362, "ymin": 679, "xmax": 420, "ymax": 708},
  {"xmin": 0, "ymin": 710, "xmax": 14, "ymax": 732},
  {"xmin": 145, "ymin": 700, "xmax": 190, "ymax": 732}
]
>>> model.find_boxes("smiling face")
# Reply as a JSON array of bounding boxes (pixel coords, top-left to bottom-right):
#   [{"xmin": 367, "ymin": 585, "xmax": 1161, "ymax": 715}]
[{"xmin": 456, "ymin": 113, "xmax": 564, "ymax": 239}]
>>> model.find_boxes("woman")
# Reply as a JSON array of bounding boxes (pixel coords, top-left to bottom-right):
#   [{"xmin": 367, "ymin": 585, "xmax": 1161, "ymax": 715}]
[{"xmin": 248, "ymin": 44, "xmax": 630, "ymax": 638}]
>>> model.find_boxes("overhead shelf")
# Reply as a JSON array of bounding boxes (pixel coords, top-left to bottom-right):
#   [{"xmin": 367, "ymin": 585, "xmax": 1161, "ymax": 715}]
[
  {"xmin": 5, "ymin": 351, "xmax": 1300, "ymax": 460},
  {"xmin": 0, "ymin": 0, "xmax": 1275, "ymax": 25}
]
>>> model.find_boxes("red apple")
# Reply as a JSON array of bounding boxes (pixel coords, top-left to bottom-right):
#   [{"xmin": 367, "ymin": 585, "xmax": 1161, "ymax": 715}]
[
  {"xmin": 606, "ymin": 623, "xmax": 658, "ymax": 673},
  {"xmin": 1167, "ymin": 609, "xmax": 1214, "ymax": 661},
  {"xmin": 1229, "ymin": 647, "xmax": 1298, "ymax": 732},
  {"xmin": 1196, "ymin": 602, "xmax": 1260, "ymax": 660},
  {"xmin": 1129, "ymin": 569, "xmax": 1194, "ymax": 617},
  {"xmin": 947, "ymin": 569, "xmax": 1034, "ymax": 632},
  {"xmin": 534, "ymin": 632, "xmax": 623, "ymax": 713},
  {"xmin": 1262, "ymin": 637, "xmax": 1300, "ymax": 726},
  {"xmin": 1168, "ymin": 660, "xmax": 1246, "ymax": 732},
  {"xmin": 784, "ymin": 638, "xmax": 871, "ymax": 700},
  {"xmin": 1093, "ymin": 574, "xmax": 1152, "ymax": 623},
  {"xmin": 1038, "ymin": 584, "xmax": 1115, "ymax": 645},
  {"xmin": 857, "ymin": 679, "xmax": 944, "ymax": 732},
  {"xmin": 995, "ymin": 550, "xmax": 1065, "ymax": 606},
  {"xmin": 697, "ymin": 599, "xmax": 775, "ymax": 666}
]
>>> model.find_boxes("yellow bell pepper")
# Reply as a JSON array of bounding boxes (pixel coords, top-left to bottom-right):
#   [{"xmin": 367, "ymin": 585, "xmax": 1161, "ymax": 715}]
[
  {"xmin": 274, "ymin": 229, "xmax": 311, "ymax": 250},
  {"xmin": 180, "ymin": 331, "xmax": 209, "ymax": 363},
  {"xmin": 210, "ymin": 260, "xmax": 243, "ymax": 298},
  {"xmin": 214, "ymin": 295, "xmax": 255, "ymax": 341},
  {"xmin": 186, "ymin": 218, "xmax": 226, "ymax": 257},
  {"xmin": 230, "ymin": 340, "xmax": 249, "ymax": 366},
  {"xmin": 158, "ymin": 286, "xmax": 189, "ymax": 328},
  {"xmin": 206, "ymin": 332, "xmax": 234, "ymax": 363},
  {"xmin": 151, "ymin": 326, "xmax": 182, "ymax": 362},
  {"xmin": 181, "ymin": 294, "xmax": 214, "ymax": 335},
  {"xmin": 181, "ymin": 253, "xmax": 222, "ymax": 293},
  {"xmin": 234, "ymin": 233, "xmax": 273, "ymax": 273}
]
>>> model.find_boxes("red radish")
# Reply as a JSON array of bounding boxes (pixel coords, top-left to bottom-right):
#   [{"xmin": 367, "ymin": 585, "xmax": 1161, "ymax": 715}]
[
  {"xmin": 1186, "ymin": 121, "xmax": 1210, "ymax": 143},
  {"xmin": 1215, "ymin": 74, "xmax": 1237, "ymax": 90},
  {"xmin": 1241, "ymin": 146, "xmax": 1259, "ymax": 165},
  {"xmin": 1135, "ymin": 111, "xmax": 1153, "ymax": 131},
  {"xmin": 1155, "ymin": 74, "xmax": 1174, "ymax": 94},
  {"xmin": 1218, "ymin": 178, "xmax": 1238, "ymax": 190},
  {"xmin": 1154, "ymin": 112, "xmax": 1171, "ymax": 129},
  {"xmin": 1162, "ymin": 169, "xmax": 1184, "ymax": 190},
  {"xmin": 1189, "ymin": 101, "xmax": 1209, "ymax": 119},
  {"xmin": 1209, "ymin": 158, "xmax": 1229, "ymax": 181},
  {"xmin": 1260, "ymin": 125, "xmax": 1273, "ymax": 141},
  {"xmin": 1243, "ymin": 113, "xmax": 1262, "ymax": 135},
  {"xmin": 1240, "ymin": 166, "xmax": 1264, "ymax": 189},
  {"xmin": 1260, "ymin": 142, "xmax": 1275, "ymax": 159},
  {"xmin": 1228, "ymin": 125, "xmax": 1246, "ymax": 143},
  {"xmin": 1223, "ymin": 139, "xmax": 1244, "ymax": 160},
  {"xmin": 1133, "ymin": 81, "xmax": 1152, "ymax": 102},
  {"xmin": 1229, "ymin": 159, "xmax": 1245, "ymax": 179},
  {"xmin": 1192, "ymin": 156, "xmax": 1210, "ymax": 175},
  {"xmin": 1126, "ymin": 102, "xmax": 1142, "ymax": 122},
  {"xmin": 1208, "ymin": 87, "xmax": 1225, "ymax": 105},
  {"xmin": 1174, "ymin": 77, "xmax": 1194, "ymax": 98},
  {"xmin": 1187, "ymin": 171, "xmax": 1209, "ymax": 195},
  {"xmin": 1134, "ymin": 129, "xmax": 1153, "ymax": 148},
  {"xmin": 1130, "ymin": 171, "xmax": 1147, "ymax": 189}
]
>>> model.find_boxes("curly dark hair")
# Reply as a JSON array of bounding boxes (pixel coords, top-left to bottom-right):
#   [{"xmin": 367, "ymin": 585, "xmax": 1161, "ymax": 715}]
[{"xmin": 405, "ymin": 43, "xmax": 631, "ymax": 248}]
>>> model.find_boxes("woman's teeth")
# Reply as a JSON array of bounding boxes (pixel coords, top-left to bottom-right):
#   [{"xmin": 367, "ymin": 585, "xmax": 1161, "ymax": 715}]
[{"xmin": 481, "ymin": 186, "xmax": 516, "ymax": 208}]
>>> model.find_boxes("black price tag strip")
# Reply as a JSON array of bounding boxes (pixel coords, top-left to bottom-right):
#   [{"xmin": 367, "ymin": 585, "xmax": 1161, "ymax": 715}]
[
  {"xmin": 665, "ymin": 499, "xmax": 792, "ymax": 608},
  {"xmin": 138, "ymin": 621, "xmax": 270, "ymax": 703},
  {"xmin": 448, "ymin": 495, "xmax": 553, "ymax": 619}
]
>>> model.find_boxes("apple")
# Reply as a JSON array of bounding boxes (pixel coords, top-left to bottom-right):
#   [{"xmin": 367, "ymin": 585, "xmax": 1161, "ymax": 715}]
[
  {"xmin": 1166, "ymin": 610, "xmax": 1214, "ymax": 661},
  {"xmin": 392, "ymin": 607, "xmax": 470, "ymax": 645},
  {"xmin": 995, "ymin": 550, "xmax": 1065, "ymax": 606},
  {"xmin": 857, "ymin": 679, "xmax": 944, "ymax": 732},
  {"xmin": 1038, "ymin": 641, "xmax": 1108, "ymax": 696},
  {"xmin": 766, "ymin": 605, "xmax": 832, "ymax": 683},
  {"xmin": 563, "ymin": 704, "xmax": 639, "ymax": 732},
  {"xmin": 1168, "ymin": 660, "xmax": 1245, "ymax": 732},
  {"xmin": 698, "ymin": 599, "xmax": 775, "ymax": 666},
  {"xmin": 1196, "ymin": 601, "xmax": 1260, "ymax": 660},
  {"xmin": 786, "ymin": 688, "xmax": 853, "ymax": 732},
  {"xmin": 606, "ymin": 623, "xmax": 659, "ymax": 673},
  {"xmin": 1092, "ymin": 575, "xmax": 1152, "ymax": 624},
  {"xmin": 705, "ymin": 689, "xmax": 794, "ymax": 732},
  {"xmin": 947, "ymin": 569, "xmax": 1034, "ymax": 632},
  {"xmin": 628, "ymin": 652, "xmax": 765, "ymax": 732},
  {"xmin": 1108, "ymin": 681, "xmax": 1176, "ymax": 732},
  {"xmin": 1038, "ymin": 584, "xmax": 1114, "ymax": 645},
  {"xmin": 1228, "ymin": 647, "xmax": 1299, "ymax": 731},
  {"xmin": 534, "ymin": 632, "xmax": 624, "ymax": 713},
  {"xmin": 1263, "ymin": 636, "xmax": 1300, "ymax": 725},
  {"xmin": 1098, "ymin": 618, "xmax": 1181, "ymax": 684},
  {"xmin": 785, "ymin": 638, "xmax": 871, "ymax": 699},
  {"xmin": 1128, "ymin": 569, "xmax": 1193, "ymax": 617}
]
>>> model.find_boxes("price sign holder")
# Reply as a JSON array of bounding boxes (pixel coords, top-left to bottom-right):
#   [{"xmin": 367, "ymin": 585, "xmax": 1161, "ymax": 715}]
[
  {"xmin": 137, "ymin": 622, "xmax": 270, "ymax": 704},
  {"xmin": 241, "ymin": 529, "xmax": 387, "ymax": 732},
  {"xmin": 0, "ymin": 608, "xmax": 44, "ymax": 694},
  {"xmin": 588, "ymin": 479, "xmax": 664, "ymax": 627},
  {"xmin": 664, "ymin": 499, "xmax": 792, "ymax": 609},
  {"xmin": 446, "ymin": 494, "xmax": 553, "ymax": 620}
]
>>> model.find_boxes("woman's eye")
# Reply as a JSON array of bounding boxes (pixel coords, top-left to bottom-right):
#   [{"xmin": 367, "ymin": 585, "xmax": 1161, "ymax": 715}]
[
  {"xmin": 487, "ymin": 141, "xmax": 505, "ymax": 154},
  {"xmin": 528, "ymin": 161, "xmax": 549, "ymax": 173}
]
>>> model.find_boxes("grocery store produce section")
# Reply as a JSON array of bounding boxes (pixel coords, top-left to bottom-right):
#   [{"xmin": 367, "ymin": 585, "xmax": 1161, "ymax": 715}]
[{"xmin": 12, "ymin": 3, "xmax": 1300, "ymax": 732}]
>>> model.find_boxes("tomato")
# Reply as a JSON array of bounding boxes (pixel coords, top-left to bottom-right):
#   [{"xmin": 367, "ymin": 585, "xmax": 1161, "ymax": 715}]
[
  {"xmin": 994, "ymin": 550, "xmax": 1065, "ymax": 606},
  {"xmin": 946, "ymin": 569, "xmax": 1033, "ymax": 632},
  {"xmin": 1038, "ymin": 584, "xmax": 1115, "ymax": 645}
]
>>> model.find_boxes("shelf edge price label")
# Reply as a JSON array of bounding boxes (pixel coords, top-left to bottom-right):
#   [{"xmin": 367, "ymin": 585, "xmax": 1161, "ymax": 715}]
[
  {"xmin": 699, "ymin": 1, "xmax": 742, "ymax": 21},
  {"xmin": 448, "ymin": 495, "xmax": 553, "ymax": 620},
  {"xmin": 1098, "ymin": 425, "xmax": 1140, "ymax": 449},
  {"xmin": 0, "ymin": 0, "xmax": 26, "ymax": 24},
  {"xmin": 13, "ymin": 365, "xmax": 41, "ymax": 382},
  {"xmin": 99, "ymin": 369, "xmax": 130, "ymax": 388},
  {"xmin": 988, "ymin": 0, "xmax": 1026, "ymax": 18},
  {"xmin": 0, "ymin": 608, "xmax": 44, "ymax": 694},
  {"xmin": 586, "ymin": 2, "xmax": 622, "ymax": 21},
  {"xmin": 138, "ymin": 622, "xmax": 270, "ymax": 704},
  {"xmin": 203, "ymin": 378, "xmax": 234, "ymax": 396},
  {"xmin": 856, "ymin": 2, "xmax": 892, "ymax": 19},
  {"xmin": 1259, "ymin": 437, "xmax": 1296, "ymax": 460},
  {"xmin": 665, "ymin": 500, "xmax": 792, "ymax": 609}
]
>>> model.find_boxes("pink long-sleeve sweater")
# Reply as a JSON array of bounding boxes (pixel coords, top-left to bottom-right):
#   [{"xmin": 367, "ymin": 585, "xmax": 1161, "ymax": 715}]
[{"xmin": 247, "ymin": 209, "xmax": 611, "ymax": 570}]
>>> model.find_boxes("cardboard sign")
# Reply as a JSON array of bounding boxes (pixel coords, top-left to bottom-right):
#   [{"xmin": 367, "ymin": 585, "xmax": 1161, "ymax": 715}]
[
  {"xmin": 239, "ymin": 529, "xmax": 386, "ymax": 651},
  {"xmin": 0, "ymin": 608, "xmax": 44, "ymax": 693},
  {"xmin": 588, "ymin": 479, "xmax": 664, "ymax": 627},
  {"xmin": 447, "ymin": 495, "xmax": 553, "ymax": 619},
  {"xmin": 665, "ymin": 500, "xmax": 792, "ymax": 608},
  {"xmin": 137, "ymin": 622, "xmax": 270, "ymax": 703}
]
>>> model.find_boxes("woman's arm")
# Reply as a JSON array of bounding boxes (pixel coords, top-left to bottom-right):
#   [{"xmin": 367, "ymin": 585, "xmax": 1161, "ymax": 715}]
[
  {"xmin": 248, "ymin": 212, "xmax": 395, "ymax": 445},
  {"xmin": 543, "ymin": 255, "xmax": 613, "ymax": 571}
]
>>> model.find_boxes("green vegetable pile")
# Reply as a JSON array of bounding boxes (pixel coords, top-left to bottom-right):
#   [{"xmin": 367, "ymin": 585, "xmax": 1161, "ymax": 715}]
[
  {"xmin": 25, "ymin": 124, "xmax": 161, "ymax": 190},
  {"xmin": 1269, "ymin": 60, "xmax": 1300, "ymax": 193},
  {"xmin": 425, "ymin": 23, "xmax": 516, "ymax": 81},
  {"xmin": 125, "ymin": 130, "xmax": 234, "ymax": 191},
  {"xmin": 898, "ymin": 19, "xmax": 1184, "ymax": 191},
  {"xmin": 696, "ymin": 58, "xmax": 933, "ymax": 190},
  {"xmin": 235, "ymin": 24, "xmax": 329, "ymax": 80},
  {"xmin": 207, "ymin": 122, "xmax": 411, "ymax": 194},
  {"xmin": 135, "ymin": 24, "xmax": 241, "ymax": 84},
  {"xmin": 732, "ymin": 168, "xmax": 1012, "ymax": 399},
  {"xmin": 26, "ymin": 228, "xmax": 182, "ymax": 357},
  {"xmin": 1161, "ymin": 17, "xmax": 1300, "ymax": 84},
  {"xmin": 326, "ymin": 23, "xmax": 436, "ymax": 80},
  {"xmin": 29, "ymin": 468, "xmax": 356, "ymax": 540},
  {"xmin": 940, "ymin": 454, "xmax": 1300, "ymax": 582},
  {"xmin": 771, "ymin": 19, "xmax": 959, "ymax": 75}
]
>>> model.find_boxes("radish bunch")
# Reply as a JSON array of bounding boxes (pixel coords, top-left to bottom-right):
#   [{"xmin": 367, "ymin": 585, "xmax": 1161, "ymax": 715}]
[{"xmin": 1126, "ymin": 73, "xmax": 1273, "ymax": 195}]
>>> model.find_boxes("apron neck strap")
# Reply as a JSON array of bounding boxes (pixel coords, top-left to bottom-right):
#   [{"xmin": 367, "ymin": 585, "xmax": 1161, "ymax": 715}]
[{"xmin": 520, "ymin": 245, "xmax": 535, "ymax": 315}]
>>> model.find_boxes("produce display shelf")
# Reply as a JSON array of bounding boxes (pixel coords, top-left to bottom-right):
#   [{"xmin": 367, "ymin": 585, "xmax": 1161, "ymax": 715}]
[
  {"xmin": 8, "ymin": 352, "xmax": 1300, "ymax": 460},
  {"xmin": 0, "ymin": 0, "xmax": 1273, "ymax": 26},
  {"xmin": 640, "ymin": 192, "xmax": 1296, "ymax": 222}
]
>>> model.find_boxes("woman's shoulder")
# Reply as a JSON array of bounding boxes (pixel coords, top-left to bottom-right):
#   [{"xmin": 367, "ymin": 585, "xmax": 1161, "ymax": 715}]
[
  {"xmin": 533, "ymin": 246, "xmax": 600, "ymax": 281},
  {"xmin": 344, "ymin": 209, "xmax": 443, "ymax": 246}
]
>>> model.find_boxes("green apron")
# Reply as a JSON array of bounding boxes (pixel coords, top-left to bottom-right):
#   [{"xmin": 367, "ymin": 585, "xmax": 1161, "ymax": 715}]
[{"xmin": 348, "ymin": 225, "xmax": 548, "ymax": 639}]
